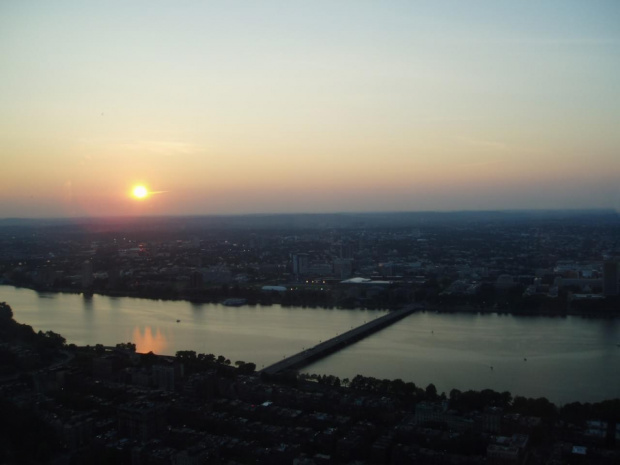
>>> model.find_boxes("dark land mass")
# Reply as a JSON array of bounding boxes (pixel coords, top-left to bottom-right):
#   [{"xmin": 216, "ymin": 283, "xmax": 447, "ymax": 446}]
[{"xmin": 1, "ymin": 303, "xmax": 619, "ymax": 464}]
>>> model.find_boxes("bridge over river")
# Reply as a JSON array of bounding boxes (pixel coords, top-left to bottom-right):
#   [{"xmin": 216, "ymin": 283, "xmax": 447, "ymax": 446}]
[{"xmin": 261, "ymin": 305, "xmax": 420, "ymax": 375}]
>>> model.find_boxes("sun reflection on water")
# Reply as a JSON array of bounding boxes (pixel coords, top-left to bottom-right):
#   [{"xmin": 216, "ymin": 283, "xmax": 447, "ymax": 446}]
[{"xmin": 132, "ymin": 326, "xmax": 168, "ymax": 354}]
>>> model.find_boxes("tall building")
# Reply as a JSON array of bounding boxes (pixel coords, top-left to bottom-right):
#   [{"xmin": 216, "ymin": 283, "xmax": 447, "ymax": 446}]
[
  {"xmin": 333, "ymin": 259, "xmax": 353, "ymax": 279},
  {"xmin": 603, "ymin": 260, "xmax": 619, "ymax": 296},
  {"xmin": 292, "ymin": 253, "xmax": 309, "ymax": 277},
  {"xmin": 81, "ymin": 260, "xmax": 93, "ymax": 289}
]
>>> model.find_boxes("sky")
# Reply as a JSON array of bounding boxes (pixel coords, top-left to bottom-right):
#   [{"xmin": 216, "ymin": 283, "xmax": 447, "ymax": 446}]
[{"xmin": 1, "ymin": 1, "xmax": 619, "ymax": 218}]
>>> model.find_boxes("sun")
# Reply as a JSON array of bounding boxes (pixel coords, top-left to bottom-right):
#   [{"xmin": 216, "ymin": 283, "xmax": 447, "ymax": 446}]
[{"xmin": 132, "ymin": 185, "xmax": 149, "ymax": 199}]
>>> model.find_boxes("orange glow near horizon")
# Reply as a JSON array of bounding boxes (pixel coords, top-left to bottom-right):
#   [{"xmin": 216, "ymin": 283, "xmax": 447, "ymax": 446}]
[
  {"xmin": 132, "ymin": 326, "xmax": 168, "ymax": 354},
  {"xmin": 1, "ymin": 3, "xmax": 619, "ymax": 217}
]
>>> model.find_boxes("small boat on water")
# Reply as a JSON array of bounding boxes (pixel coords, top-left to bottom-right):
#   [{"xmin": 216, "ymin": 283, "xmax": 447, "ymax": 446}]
[{"xmin": 222, "ymin": 298, "xmax": 247, "ymax": 307}]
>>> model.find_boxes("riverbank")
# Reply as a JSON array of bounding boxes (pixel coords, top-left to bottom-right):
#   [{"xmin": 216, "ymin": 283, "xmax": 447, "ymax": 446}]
[
  {"xmin": 4, "ymin": 281, "xmax": 619, "ymax": 319},
  {"xmin": 1, "ymin": 281, "xmax": 402, "ymax": 311}
]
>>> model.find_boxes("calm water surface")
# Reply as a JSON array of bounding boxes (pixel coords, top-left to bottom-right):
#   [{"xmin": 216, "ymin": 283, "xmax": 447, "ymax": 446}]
[
  {"xmin": 1, "ymin": 286, "xmax": 377, "ymax": 370},
  {"xmin": 2, "ymin": 285, "xmax": 619, "ymax": 404},
  {"xmin": 305, "ymin": 312, "xmax": 620, "ymax": 404}
]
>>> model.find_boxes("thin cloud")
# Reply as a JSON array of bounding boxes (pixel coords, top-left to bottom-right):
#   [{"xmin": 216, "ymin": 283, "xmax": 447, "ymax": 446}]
[
  {"xmin": 458, "ymin": 137, "xmax": 548, "ymax": 156},
  {"xmin": 118, "ymin": 141, "xmax": 202, "ymax": 156}
]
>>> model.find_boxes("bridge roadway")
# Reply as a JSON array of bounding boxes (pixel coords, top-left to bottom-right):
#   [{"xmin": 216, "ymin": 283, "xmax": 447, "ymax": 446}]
[{"xmin": 260, "ymin": 305, "xmax": 419, "ymax": 375}]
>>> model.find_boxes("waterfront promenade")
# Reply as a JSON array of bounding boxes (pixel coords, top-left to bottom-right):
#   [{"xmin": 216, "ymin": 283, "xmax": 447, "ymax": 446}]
[{"xmin": 261, "ymin": 305, "xmax": 420, "ymax": 375}]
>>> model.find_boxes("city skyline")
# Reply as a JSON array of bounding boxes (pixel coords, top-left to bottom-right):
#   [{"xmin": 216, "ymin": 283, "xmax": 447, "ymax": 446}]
[{"xmin": 1, "ymin": 1, "xmax": 619, "ymax": 218}]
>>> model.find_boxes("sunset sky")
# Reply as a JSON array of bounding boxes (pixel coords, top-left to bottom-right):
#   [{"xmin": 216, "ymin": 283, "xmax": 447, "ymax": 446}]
[{"xmin": 1, "ymin": 1, "xmax": 619, "ymax": 218}]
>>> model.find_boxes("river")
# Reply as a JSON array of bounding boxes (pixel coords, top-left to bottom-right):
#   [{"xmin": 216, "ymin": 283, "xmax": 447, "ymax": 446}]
[{"xmin": 1, "ymin": 285, "xmax": 618, "ymax": 404}]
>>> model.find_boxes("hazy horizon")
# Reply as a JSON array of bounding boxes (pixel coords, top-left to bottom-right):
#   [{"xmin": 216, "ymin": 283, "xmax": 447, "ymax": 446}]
[
  {"xmin": 1, "ymin": 208, "xmax": 617, "ymax": 224},
  {"xmin": 2, "ymin": 1, "xmax": 619, "ymax": 217}
]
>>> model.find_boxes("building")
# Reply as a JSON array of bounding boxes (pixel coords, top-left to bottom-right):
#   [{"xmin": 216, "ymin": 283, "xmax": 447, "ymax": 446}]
[
  {"xmin": 36, "ymin": 267, "xmax": 58, "ymax": 288},
  {"xmin": 340, "ymin": 242, "xmax": 355, "ymax": 259},
  {"xmin": 603, "ymin": 260, "xmax": 619, "ymax": 296},
  {"xmin": 414, "ymin": 401, "xmax": 475, "ymax": 432},
  {"xmin": 261, "ymin": 285, "xmax": 287, "ymax": 293},
  {"xmin": 482, "ymin": 407, "xmax": 502, "ymax": 433},
  {"xmin": 487, "ymin": 444, "xmax": 520, "ymax": 465},
  {"xmin": 333, "ymin": 259, "xmax": 353, "ymax": 279},
  {"xmin": 82, "ymin": 260, "xmax": 94, "ymax": 289},
  {"xmin": 487, "ymin": 435, "xmax": 528, "ymax": 465},
  {"xmin": 152, "ymin": 363, "xmax": 176, "ymax": 391},
  {"xmin": 292, "ymin": 253, "xmax": 309, "ymax": 277},
  {"xmin": 118, "ymin": 401, "xmax": 167, "ymax": 441},
  {"xmin": 49, "ymin": 414, "xmax": 94, "ymax": 450},
  {"xmin": 201, "ymin": 266, "xmax": 231, "ymax": 284},
  {"xmin": 306, "ymin": 263, "xmax": 332, "ymax": 276},
  {"xmin": 189, "ymin": 270, "xmax": 203, "ymax": 289},
  {"xmin": 495, "ymin": 274, "xmax": 517, "ymax": 290},
  {"xmin": 107, "ymin": 266, "xmax": 121, "ymax": 290},
  {"xmin": 177, "ymin": 444, "xmax": 214, "ymax": 465}
]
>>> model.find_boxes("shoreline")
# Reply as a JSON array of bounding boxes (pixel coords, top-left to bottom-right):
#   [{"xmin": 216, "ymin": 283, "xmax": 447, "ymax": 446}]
[{"xmin": 2, "ymin": 282, "xmax": 618, "ymax": 319}]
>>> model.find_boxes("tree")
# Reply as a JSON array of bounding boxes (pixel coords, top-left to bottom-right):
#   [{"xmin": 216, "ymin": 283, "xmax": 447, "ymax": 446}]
[
  {"xmin": 388, "ymin": 378, "xmax": 405, "ymax": 395},
  {"xmin": 115, "ymin": 342, "xmax": 136, "ymax": 352},
  {"xmin": 175, "ymin": 350, "xmax": 197, "ymax": 362},
  {"xmin": 425, "ymin": 383, "xmax": 438, "ymax": 399},
  {"xmin": 200, "ymin": 353, "xmax": 215, "ymax": 363},
  {"xmin": 512, "ymin": 396, "xmax": 557, "ymax": 419},
  {"xmin": 0, "ymin": 302, "xmax": 13, "ymax": 321},
  {"xmin": 500, "ymin": 391, "xmax": 512, "ymax": 407},
  {"xmin": 237, "ymin": 362, "xmax": 256, "ymax": 374},
  {"xmin": 37, "ymin": 330, "xmax": 66, "ymax": 350},
  {"xmin": 450, "ymin": 388, "xmax": 462, "ymax": 402}
]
